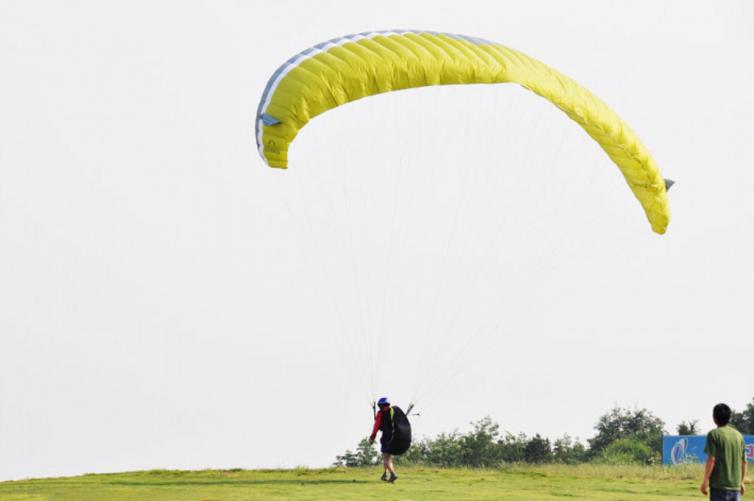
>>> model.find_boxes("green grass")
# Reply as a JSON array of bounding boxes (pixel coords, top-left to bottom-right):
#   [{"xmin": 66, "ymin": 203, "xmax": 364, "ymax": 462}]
[{"xmin": 0, "ymin": 463, "xmax": 734, "ymax": 500}]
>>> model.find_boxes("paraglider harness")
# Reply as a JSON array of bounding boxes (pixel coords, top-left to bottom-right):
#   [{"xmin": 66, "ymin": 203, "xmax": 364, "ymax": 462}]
[{"xmin": 373, "ymin": 404, "xmax": 412, "ymax": 455}]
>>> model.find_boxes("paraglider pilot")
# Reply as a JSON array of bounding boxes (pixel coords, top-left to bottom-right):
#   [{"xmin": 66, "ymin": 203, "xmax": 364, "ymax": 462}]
[{"xmin": 369, "ymin": 397, "xmax": 398, "ymax": 483}]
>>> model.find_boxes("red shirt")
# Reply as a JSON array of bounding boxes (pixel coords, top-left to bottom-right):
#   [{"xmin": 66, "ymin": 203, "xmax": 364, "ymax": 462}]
[{"xmin": 370, "ymin": 408, "xmax": 388, "ymax": 441}]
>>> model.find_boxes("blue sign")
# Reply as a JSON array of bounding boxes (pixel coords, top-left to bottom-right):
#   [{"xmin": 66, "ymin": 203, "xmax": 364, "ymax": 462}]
[{"xmin": 663, "ymin": 435, "xmax": 754, "ymax": 465}]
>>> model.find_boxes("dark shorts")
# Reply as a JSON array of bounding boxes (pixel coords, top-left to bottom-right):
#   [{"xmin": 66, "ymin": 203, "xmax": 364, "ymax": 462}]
[
  {"xmin": 710, "ymin": 487, "xmax": 740, "ymax": 501},
  {"xmin": 380, "ymin": 442, "xmax": 389, "ymax": 454}
]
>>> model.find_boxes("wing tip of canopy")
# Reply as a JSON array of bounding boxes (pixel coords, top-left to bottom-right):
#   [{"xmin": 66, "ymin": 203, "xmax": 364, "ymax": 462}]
[
  {"xmin": 652, "ymin": 223, "xmax": 668, "ymax": 235},
  {"xmin": 261, "ymin": 154, "xmax": 288, "ymax": 169},
  {"xmin": 650, "ymin": 198, "xmax": 671, "ymax": 235},
  {"xmin": 651, "ymin": 179, "xmax": 674, "ymax": 234}
]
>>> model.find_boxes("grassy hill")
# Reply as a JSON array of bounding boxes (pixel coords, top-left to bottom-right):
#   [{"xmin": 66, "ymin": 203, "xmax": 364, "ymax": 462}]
[{"xmin": 0, "ymin": 463, "xmax": 718, "ymax": 500}]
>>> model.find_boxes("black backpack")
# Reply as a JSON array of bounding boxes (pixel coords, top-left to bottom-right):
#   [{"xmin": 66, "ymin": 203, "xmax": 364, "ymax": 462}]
[{"xmin": 385, "ymin": 406, "xmax": 412, "ymax": 455}]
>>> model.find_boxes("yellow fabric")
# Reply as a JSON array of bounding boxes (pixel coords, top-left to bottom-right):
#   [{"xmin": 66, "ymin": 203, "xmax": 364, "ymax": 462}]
[{"xmin": 256, "ymin": 31, "xmax": 670, "ymax": 234}]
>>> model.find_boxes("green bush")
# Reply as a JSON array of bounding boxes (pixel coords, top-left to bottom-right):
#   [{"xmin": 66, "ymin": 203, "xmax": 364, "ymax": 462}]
[
  {"xmin": 596, "ymin": 438, "xmax": 654, "ymax": 465},
  {"xmin": 371, "ymin": 417, "xmax": 559, "ymax": 467},
  {"xmin": 588, "ymin": 406, "xmax": 665, "ymax": 459},
  {"xmin": 334, "ymin": 398, "xmax": 754, "ymax": 468}
]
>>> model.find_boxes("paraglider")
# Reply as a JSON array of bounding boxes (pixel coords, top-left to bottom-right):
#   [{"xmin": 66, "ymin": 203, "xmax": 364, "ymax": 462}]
[
  {"xmin": 255, "ymin": 30, "xmax": 671, "ymax": 234},
  {"xmin": 369, "ymin": 397, "xmax": 412, "ymax": 482},
  {"xmin": 254, "ymin": 31, "xmax": 675, "ymax": 457}
]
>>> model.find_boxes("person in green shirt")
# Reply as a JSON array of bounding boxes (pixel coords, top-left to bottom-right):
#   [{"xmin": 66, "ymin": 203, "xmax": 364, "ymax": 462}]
[{"xmin": 700, "ymin": 403, "xmax": 747, "ymax": 500}]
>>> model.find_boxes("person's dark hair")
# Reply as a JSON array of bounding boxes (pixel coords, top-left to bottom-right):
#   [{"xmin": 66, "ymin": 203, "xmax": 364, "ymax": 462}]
[{"xmin": 713, "ymin": 403, "xmax": 732, "ymax": 426}]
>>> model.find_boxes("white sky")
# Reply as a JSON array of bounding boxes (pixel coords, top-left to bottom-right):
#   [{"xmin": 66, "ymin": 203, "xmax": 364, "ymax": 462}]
[{"xmin": 1, "ymin": 0, "xmax": 753, "ymax": 481}]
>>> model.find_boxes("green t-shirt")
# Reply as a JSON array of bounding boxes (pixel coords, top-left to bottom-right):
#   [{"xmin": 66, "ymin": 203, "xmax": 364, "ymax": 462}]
[{"xmin": 704, "ymin": 425, "xmax": 745, "ymax": 490}]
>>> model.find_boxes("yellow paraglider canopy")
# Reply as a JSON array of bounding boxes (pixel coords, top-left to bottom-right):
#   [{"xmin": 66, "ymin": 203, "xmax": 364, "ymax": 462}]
[{"xmin": 255, "ymin": 30, "xmax": 671, "ymax": 234}]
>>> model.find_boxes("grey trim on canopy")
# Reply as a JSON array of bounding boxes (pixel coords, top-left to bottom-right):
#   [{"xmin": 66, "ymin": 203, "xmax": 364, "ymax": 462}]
[{"xmin": 260, "ymin": 113, "xmax": 281, "ymax": 126}]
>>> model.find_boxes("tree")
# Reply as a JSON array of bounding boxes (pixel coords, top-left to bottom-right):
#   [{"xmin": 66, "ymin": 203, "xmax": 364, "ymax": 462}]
[
  {"xmin": 523, "ymin": 434, "xmax": 552, "ymax": 463},
  {"xmin": 553, "ymin": 434, "xmax": 587, "ymax": 464},
  {"xmin": 588, "ymin": 406, "xmax": 665, "ymax": 457},
  {"xmin": 419, "ymin": 431, "xmax": 463, "ymax": 467},
  {"xmin": 731, "ymin": 398, "xmax": 754, "ymax": 434},
  {"xmin": 677, "ymin": 420, "xmax": 699, "ymax": 435},
  {"xmin": 497, "ymin": 432, "xmax": 528, "ymax": 463},
  {"xmin": 458, "ymin": 417, "xmax": 502, "ymax": 467},
  {"xmin": 333, "ymin": 438, "xmax": 379, "ymax": 467}
]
